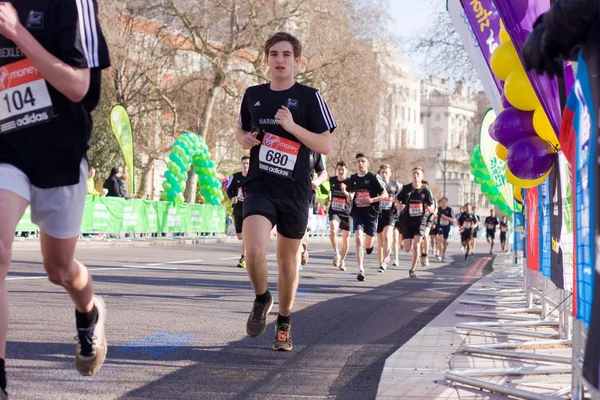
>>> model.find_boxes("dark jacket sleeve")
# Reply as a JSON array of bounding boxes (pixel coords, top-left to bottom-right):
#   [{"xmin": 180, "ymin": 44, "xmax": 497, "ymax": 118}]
[
  {"xmin": 543, "ymin": 0, "xmax": 598, "ymax": 57},
  {"xmin": 226, "ymin": 176, "xmax": 237, "ymax": 200}
]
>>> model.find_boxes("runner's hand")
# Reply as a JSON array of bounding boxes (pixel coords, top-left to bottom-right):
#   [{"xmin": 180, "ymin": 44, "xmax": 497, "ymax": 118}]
[
  {"xmin": 241, "ymin": 132, "xmax": 260, "ymax": 150},
  {"xmin": 232, "ymin": 196, "xmax": 238, "ymax": 204},
  {"xmin": 0, "ymin": 2, "xmax": 20, "ymax": 40},
  {"xmin": 340, "ymin": 183, "xmax": 346, "ymax": 193},
  {"xmin": 275, "ymin": 106, "xmax": 297, "ymax": 133},
  {"xmin": 311, "ymin": 181, "xmax": 318, "ymax": 190}
]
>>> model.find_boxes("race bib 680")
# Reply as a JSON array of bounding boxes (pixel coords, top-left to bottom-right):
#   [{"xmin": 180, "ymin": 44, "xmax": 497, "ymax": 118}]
[{"xmin": 258, "ymin": 133, "xmax": 300, "ymax": 178}]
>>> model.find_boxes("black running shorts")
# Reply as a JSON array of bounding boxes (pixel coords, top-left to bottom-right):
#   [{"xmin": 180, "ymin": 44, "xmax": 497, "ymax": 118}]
[
  {"xmin": 329, "ymin": 212, "xmax": 351, "ymax": 231},
  {"xmin": 353, "ymin": 214, "xmax": 378, "ymax": 237},
  {"xmin": 500, "ymin": 232, "xmax": 507, "ymax": 243},
  {"xmin": 461, "ymin": 229, "xmax": 473, "ymax": 243},
  {"xmin": 377, "ymin": 214, "xmax": 397, "ymax": 234},
  {"xmin": 438, "ymin": 225, "xmax": 451, "ymax": 240},
  {"xmin": 402, "ymin": 221, "xmax": 422, "ymax": 240},
  {"xmin": 486, "ymin": 229, "xmax": 496, "ymax": 239},
  {"xmin": 233, "ymin": 206, "xmax": 244, "ymax": 234},
  {"xmin": 243, "ymin": 192, "xmax": 309, "ymax": 239}
]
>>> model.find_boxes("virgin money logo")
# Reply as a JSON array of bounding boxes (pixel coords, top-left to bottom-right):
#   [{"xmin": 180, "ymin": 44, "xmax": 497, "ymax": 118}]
[
  {"xmin": 264, "ymin": 134, "xmax": 280, "ymax": 147},
  {"xmin": 0, "ymin": 67, "xmax": 10, "ymax": 91}
]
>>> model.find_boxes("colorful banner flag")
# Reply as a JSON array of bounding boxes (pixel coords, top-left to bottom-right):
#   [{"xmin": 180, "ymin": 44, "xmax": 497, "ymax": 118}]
[
  {"xmin": 110, "ymin": 105, "xmax": 135, "ymax": 194},
  {"xmin": 513, "ymin": 212, "xmax": 524, "ymax": 253},
  {"xmin": 479, "ymin": 109, "xmax": 513, "ymax": 210},
  {"xmin": 525, "ymin": 186, "xmax": 540, "ymax": 271},
  {"xmin": 540, "ymin": 179, "xmax": 551, "ymax": 279},
  {"xmin": 447, "ymin": 0, "xmax": 501, "ymax": 113}
]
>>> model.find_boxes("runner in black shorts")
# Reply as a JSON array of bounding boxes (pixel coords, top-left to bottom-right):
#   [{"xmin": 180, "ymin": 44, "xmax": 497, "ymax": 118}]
[
  {"xmin": 499, "ymin": 216, "xmax": 509, "ymax": 253},
  {"xmin": 395, "ymin": 167, "xmax": 435, "ymax": 277},
  {"xmin": 458, "ymin": 203, "xmax": 479, "ymax": 260},
  {"xmin": 236, "ymin": 32, "xmax": 336, "ymax": 352},
  {"xmin": 376, "ymin": 164, "xmax": 401, "ymax": 273},
  {"xmin": 484, "ymin": 209, "xmax": 500, "ymax": 254},
  {"xmin": 300, "ymin": 151, "xmax": 328, "ymax": 268},
  {"xmin": 226, "ymin": 156, "xmax": 250, "ymax": 268},
  {"xmin": 471, "ymin": 206, "xmax": 481, "ymax": 255},
  {"xmin": 0, "ymin": 1, "xmax": 111, "ymax": 391},
  {"xmin": 419, "ymin": 180, "xmax": 437, "ymax": 267},
  {"xmin": 348, "ymin": 153, "xmax": 388, "ymax": 281},
  {"xmin": 436, "ymin": 197, "xmax": 455, "ymax": 262},
  {"xmin": 328, "ymin": 161, "xmax": 351, "ymax": 271},
  {"xmin": 392, "ymin": 207, "xmax": 404, "ymax": 266}
]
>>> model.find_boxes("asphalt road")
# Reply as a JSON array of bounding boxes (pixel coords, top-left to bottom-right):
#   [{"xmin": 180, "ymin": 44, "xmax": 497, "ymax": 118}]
[{"xmin": 5, "ymin": 239, "xmax": 492, "ymax": 400}]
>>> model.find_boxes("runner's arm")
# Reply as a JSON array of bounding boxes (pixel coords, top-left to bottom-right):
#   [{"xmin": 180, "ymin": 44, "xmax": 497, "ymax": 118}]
[
  {"xmin": 1, "ymin": 6, "xmax": 90, "ymax": 102},
  {"xmin": 313, "ymin": 170, "xmax": 328, "ymax": 187},
  {"xmin": 370, "ymin": 189, "xmax": 388, "ymax": 204}
]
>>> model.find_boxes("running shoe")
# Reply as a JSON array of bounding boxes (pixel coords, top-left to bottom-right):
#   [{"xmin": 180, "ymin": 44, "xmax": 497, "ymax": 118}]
[
  {"xmin": 236, "ymin": 256, "xmax": 246, "ymax": 268},
  {"xmin": 272, "ymin": 322, "xmax": 293, "ymax": 351},
  {"xmin": 246, "ymin": 295, "xmax": 274, "ymax": 337},
  {"xmin": 465, "ymin": 253, "xmax": 469, "ymax": 260},
  {"xmin": 333, "ymin": 254, "xmax": 340, "ymax": 267},
  {"xmin": 441, "ymin": 254, "xmax": 446, "ymax": 263},
  {"xmin": 423, "ymin": 256, "xmax": 430, "ymax": 267},
  {"xmin": 339, "ymin": 260, "xmax": 347, "ymax": 271},
  {"xmin": 378, "ymin": 262, "xmax": 387, "ymax": 273},
  {"xmin": 436, "ymin": 255, "xmax": 441, "ymax": 261},
  {"xmin": 301, "ymin": 249, "xmax": 309, "ymax": 266},
  {"xmin": 409, "ymin": 269, "xmax": 416, "ymax": 278},
  {"xmin": 366, "ymin": 247, "xmax": 374, "ymax": 255},
  {"xmin": 75, "ymin": 296, "xmax": 107, "ymax": 376},
  {"xmin": 357, "ymin": 272, "xmax": 365, "ymax": 281},
  {"xmin": 392, "ymin": 258, "xmax": 399, "ymax": 267}
]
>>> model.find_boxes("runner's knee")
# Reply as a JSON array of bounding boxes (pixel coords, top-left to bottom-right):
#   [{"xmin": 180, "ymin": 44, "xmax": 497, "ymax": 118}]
[
  {"xmin": 0, "ymin": 236, "xmax": 12, "ymax": 274},
  {"xmin": 43, "ymin": 255, "xmax": 73, "ymax": 286},
  {"xmin": 246, "ymin": 243, "xmax": 266, "ymax": 262}
]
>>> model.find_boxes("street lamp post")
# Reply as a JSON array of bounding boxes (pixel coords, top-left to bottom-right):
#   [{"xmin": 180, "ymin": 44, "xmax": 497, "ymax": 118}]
[{"xmin": 438, "ymin": 142, "xmax": 448, "ymax": 198}]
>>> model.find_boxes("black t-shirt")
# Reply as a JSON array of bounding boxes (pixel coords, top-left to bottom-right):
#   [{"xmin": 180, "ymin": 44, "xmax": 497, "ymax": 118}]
[
  {"xmin": 395, "ymin": 183, "xmax": 434, "ymax": 223},
  {"xmin": 348, "ymin": 172, "xmax": 386, "ymax": 218},
  {"xmin": 226, "ymin": 171, "xmax": 247, "ymax": 212},
  {"xmin": 458, "ymin": 213, "xmax": 478, "ymax": 231},
  {"xmin": 329, "ymin": 176, "xmax": 351, "ymax": 215},
  {"xmin": 379, "ymin": 180, "xmax": 402, "ymax": 219},
  {"xmin": 500, "ymin": 221, "xmax": 509, "ymax": 233},
  {"xmin": 238, "ymin": 82, "xmax": 336, "ymax": 199},
  {"xmin": 485, "ymin": 216, "xmax": 500, "ymax": 231},
  {"xmin": 0, "ymin": 0, "xmax": 110, "ymax": 188},
  {"xmin": 437, "ymin": 206, "xmax": 455, "ymax": 227}
]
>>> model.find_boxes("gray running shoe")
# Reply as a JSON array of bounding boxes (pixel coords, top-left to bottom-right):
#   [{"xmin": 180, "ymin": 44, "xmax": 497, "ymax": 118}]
[
  {"xmin": 75, "ymin": 295, "xmax": 107, "ymax": 376},
  {"xmin": 246, "ymin": 295, "xmax": 274, "ymax": 337},
  {"xmin": 272, "ymin": 323, "xmax": 293, "ymax": 351},
  {"xmin": 339, "ymin": 260, "xmax": 347, "ymax": 271}
]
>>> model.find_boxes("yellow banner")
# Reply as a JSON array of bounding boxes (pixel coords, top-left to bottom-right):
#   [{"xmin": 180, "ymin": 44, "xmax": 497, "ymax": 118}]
[{"xmin": 109, "ymin": 105, "xmax": 134, "ymax": 194}]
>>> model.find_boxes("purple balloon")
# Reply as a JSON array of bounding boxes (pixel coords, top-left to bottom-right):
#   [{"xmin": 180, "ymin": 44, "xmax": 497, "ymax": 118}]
[
  {"xmin": 492, "ymin": 107, "xmax": 536, "ymax": 148},
  {"xmin": 507, "ymin": 136, "xmax": 556, "ymax": 180},
  {"xmin": 501, "ymin": 93, "xmax": 512, "ymax": 109},
  {"xmin": 488, "ymin": 123, "xmax": 498, "ymax": 141}
]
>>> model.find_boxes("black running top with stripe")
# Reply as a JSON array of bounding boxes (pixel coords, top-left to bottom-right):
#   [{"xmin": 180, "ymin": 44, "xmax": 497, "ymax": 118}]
[
  {"xmin": 238, "ymin": 82, "xmax": 336, "ymax": 199},
  {"xmin": 0, "ymin": 0, "xmax": 110, "ymax": 188}
]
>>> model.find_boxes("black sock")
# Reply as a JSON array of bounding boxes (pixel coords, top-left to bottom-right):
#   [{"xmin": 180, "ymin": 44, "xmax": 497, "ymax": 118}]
[
  {"xmin": 75, "ymin": 306, "xmax": 98, "ymax": 330},
  {"xmin": 0, "ymin": 358, "xmax": 6, "ymax": 392},
  {"xmin": 421, "ymin": 253, "xmax": 427, "ymax": 257},
  {"xmin": 277, "ymin": 314, "xmax": 290, "ymax": 325},
  {"xmin": 255, "ymin": 290, "xmax": 271, "ymax": 305},
  {"xmin": 366, "ymin": 247, "xmax": 373, "ymax": 255}
]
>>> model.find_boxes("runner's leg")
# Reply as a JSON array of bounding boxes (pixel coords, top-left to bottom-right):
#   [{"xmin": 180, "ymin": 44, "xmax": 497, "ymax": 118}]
[
  {"xmin": 329, "ymin": 219, "xmax": 340, "ymax": 262},
  {"xmin": 340, "ymin": 229, "xmax": 350, "ymax": 262},
  {"xmin": 382, "ymin": 225, "xmax": 393, "ymax": 264},
  {"xmin": 276, "ymin": 235, "xmax": 303, "ymax": 317},
  {"xmin": 243, "ymin": 215, "xmax": 272, "ymax": 296}
]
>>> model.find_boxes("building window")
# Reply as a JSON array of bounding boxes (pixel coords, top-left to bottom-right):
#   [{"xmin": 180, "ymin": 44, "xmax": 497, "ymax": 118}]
[
  {"xmin": 435, "ymin": 113, "xmax": 440, "ymax": 122},
  {"xmin": 401, "ymin": 106, "xmax": 405, "ymax": 120},
  {"xmin": 395, "ymin": 105, "xmax": 398, "ymax": 119},
  {"xmin": 413, "ymin": 89, "xmax": 417, "ymax": 101}
]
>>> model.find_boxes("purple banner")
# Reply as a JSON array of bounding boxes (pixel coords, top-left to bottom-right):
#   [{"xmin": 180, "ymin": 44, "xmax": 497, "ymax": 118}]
[
  {"xmin": 493, "ymin": 0, "xmax": 574, "ymax": 134},
  {"xmin": 459, "ymin": 0, "xmax": 503, "ymax": 92}
]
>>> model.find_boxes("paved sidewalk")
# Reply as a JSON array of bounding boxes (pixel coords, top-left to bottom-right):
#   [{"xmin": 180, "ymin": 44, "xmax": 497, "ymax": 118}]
[{"xmin": 377, "ymin": 255, "xmax": 571, "ymax": 399}]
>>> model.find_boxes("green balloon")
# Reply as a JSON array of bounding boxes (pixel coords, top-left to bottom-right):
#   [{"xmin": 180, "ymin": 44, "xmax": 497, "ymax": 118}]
[
  {"xmin": 166, "ymin": 189, "xmax": 178, "ymax": 200},
  {"xmin": 162, "ymin": 181, "xmax": 172, "ymax": 192},
  {"xmin": 167, "ymin": 161, "xmax": 181, "ymax": 176},
  {"xmin": 160, "ymin": 191, "xmax": 168, "ymax": 201},
  {"xmin": 174, "ymin": 192, "xmax": 185, "ymax": 204}
]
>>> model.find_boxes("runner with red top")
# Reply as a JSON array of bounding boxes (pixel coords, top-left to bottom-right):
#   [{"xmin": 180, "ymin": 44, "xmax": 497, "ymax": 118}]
[
  {"xmin": 347, "ymin": 153, "xmax": 388, "ymax": 281},
  {"xmin": 328, "ymin": 160, "xmax": 351, "ymax": 271},
  {"xmin": 376, "ymin": 164, "xmax": 401, "ymax": 273},
  {"xmin": 499, "ymin": 215, "xmax": 509, "ymax": 253},
  {"xmin": 458, "ymin": 203, "xmax": 479, "ymax": 260},
  {"xmin": 236, "ymin": 32, "xmax": 335, "ymax": 352},
  {"xmin": 394, "ymin": 167, "xmax": 435, "ymax": 277},
  {"xmin": 0, "ymin": 1, "xmax": 111, "ymax": 395},
  {"xmin": 484, "ymin": 209, "xmax": 500, "ymax": 255},
  {"xmin": 226, "ymin": 156, "xmax": 250, "ymax": 268}
]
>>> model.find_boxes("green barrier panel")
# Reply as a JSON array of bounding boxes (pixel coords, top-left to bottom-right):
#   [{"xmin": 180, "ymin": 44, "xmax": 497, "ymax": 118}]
[{"xmin": 17, "ymin": 195, "xmax": 225, "ymax": 233}]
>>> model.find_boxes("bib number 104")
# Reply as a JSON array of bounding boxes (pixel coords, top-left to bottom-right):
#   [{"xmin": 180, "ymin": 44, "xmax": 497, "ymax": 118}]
[
  {"xmin": 264, "ymin": 150, "xmax": 288, "ymax": 166},
  {"xmin": 3, "ymin": 87, "xmax": 36, "ymax": 113}
]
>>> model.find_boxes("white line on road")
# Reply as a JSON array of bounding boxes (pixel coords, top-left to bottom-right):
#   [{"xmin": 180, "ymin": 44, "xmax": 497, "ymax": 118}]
[
  {"xmin": 7, "ymin": 265, "xmax": 179, "ymax": 281},
  {"xmin": 165, "ymin": 259, "xmax": 204, "ymax": 264},
  {"xmin": 120, "ymin": 265, "xmax": 178, "ymax": 270}
]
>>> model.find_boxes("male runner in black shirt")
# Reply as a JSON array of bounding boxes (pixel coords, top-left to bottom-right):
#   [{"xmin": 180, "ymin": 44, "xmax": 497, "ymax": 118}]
[
  {"xmin": 499, "ymin": 216, "xmax": 509, "ymax": 253},
  {"xmin": 436, "ymin": 197, "xmax": 455, "ymax": 262},
  {"xmin": 0, "ymin": 1, "xmax": 110, "ymax": 392},
  {"xmin": 484, "ymin": 209, "xmax": 500, "ymax": 254},
  {"xmin": 236, "ymin": 32, "xmax": 336, "ymax": 352},
  {"xmin": 395, "ymin": 167, "xmax": 435, "ymax": 277},
  {"xmin": 328, "ymin": 161, "xmax": 351, "ymax": 271},
  {"xmin": 471, "ymin": 206, "xmax": 481, "ymax": 255},
  {"xmin": 300, "ymin": 151, "xmax": 328, "ymax": 268},
  {"xmin": 458, "ymin": 203, "xmax": 479, "ymax": 260},
  {"xmin": 348, "ymin": 153, "xmax": 388, "ymax": 281},
  {"xmin": 226, "ymin": 156, "xmax": 250, "ymax": 268},
  {"xmin": 376, "ymin": 164, "xmax": 401, "ymax": 273},
  {"xmin": 419, "ymin": 180, "xmax": 437, "ymax": 267}
]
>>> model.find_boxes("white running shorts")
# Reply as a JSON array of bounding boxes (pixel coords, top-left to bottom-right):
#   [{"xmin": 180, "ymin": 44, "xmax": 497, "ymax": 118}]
[{"xmin": 0, "ymin": 159, "xmax": 88, "ymax": 239}]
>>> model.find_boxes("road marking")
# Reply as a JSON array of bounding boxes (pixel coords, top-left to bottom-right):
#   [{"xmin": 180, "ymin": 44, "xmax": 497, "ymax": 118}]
[
  {"xmin": 165, "ymin": 259, "xmax": 204, "ymax": 264},
  {"xmin": 118, "ymin": 265, "xmax": 178, "ymax": 270},
  {"xmin": 425, "ymin": 286, "xmax": 459, "ymax": 295},
  {"xmin": 218, "ymin": 256, "xmax": 241, "ymax": 260},
  {"xmin": 6, "ymin": 264, "xmax": 178, "ymax": 281}
]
